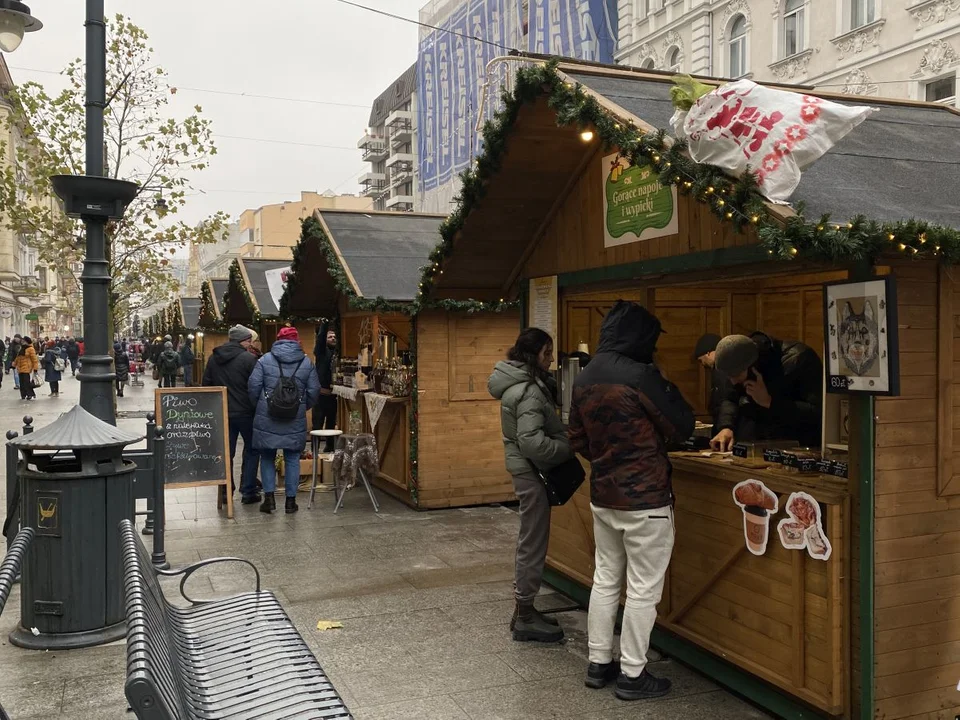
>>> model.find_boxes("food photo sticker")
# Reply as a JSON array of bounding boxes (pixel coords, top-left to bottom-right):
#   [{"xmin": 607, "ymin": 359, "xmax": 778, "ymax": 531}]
[
  {"xmin": 732, "ymin": 480, "xmax": 779, "ymax": 556},
  {"xmin": 777, "ymin": 491, "xmax": 832, "ymax": 561}
]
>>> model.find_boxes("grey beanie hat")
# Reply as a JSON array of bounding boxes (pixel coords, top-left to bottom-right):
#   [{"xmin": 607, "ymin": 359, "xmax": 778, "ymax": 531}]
[
  {"xmin": 714, "ymin": 335, "xmax": 759, "ymax": 377},
  {"xmin": 164, "ymin": 341, "xmax": 173, "ymax": 349},
  {"xmin": 228, "ymin": 325, "xmax": 253, "ymax": 342}
]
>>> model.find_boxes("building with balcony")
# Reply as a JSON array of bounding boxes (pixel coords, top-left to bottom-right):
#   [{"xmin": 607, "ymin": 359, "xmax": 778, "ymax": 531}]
[
  {"xmin": 0, "ymin": 56, "xmax": 77, "ymax": 339},
  {"xmin": 616, "ymin": 0, "xmax": 960, "ymax": 107},
  {"xmin": 358, "ymin": 63, "xmax": 418, "ymax": 211}
]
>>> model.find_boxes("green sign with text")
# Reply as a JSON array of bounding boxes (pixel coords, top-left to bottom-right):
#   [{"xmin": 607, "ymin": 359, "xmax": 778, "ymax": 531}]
[
  {"xmin": 602, "ymin": 153, "xmax": 678, "ymax": 248},
  {"xmin": 25, "ymin": 313, "xmax": 38, "ymax": 320}
]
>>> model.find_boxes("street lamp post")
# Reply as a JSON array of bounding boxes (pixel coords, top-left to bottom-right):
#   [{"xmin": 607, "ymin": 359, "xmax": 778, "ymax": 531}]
[{"xmin": 51, "ymin": 0, "xmax": 137, "ymax": 425}]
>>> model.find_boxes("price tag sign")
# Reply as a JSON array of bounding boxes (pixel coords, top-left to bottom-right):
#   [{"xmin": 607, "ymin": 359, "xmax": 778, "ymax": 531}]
[{"xmin": 828, "ymin": 375, "xmax": 852, "ymax": 392}]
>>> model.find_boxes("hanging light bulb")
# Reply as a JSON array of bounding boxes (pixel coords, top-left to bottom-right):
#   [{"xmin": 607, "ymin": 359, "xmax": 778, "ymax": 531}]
[{"xmin": 579, "ymin": 130, "xmax": 594, "ymax": 142}]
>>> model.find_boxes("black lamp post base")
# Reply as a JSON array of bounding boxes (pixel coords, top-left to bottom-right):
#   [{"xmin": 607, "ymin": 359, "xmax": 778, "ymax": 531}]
[{"xmin": 8, "ymin": 619, "xmax": 126, "ymax": 650}]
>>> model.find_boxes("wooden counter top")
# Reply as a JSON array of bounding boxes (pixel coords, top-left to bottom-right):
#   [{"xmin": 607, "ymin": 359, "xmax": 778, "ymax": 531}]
[{"xmin": 669, "ymin": 453, "xmax": 850, "ymax": 503}]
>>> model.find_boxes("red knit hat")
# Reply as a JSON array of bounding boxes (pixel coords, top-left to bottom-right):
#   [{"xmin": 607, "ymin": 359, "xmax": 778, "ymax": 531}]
[{"xmin": 277, "ymin": 326, "xmax": 299, "ymax": 342}]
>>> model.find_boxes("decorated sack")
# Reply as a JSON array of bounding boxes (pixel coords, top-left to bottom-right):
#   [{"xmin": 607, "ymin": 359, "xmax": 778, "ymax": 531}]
[{"xmin": 671, "ymin": 79, "xmax": 875, "ymax": 202}]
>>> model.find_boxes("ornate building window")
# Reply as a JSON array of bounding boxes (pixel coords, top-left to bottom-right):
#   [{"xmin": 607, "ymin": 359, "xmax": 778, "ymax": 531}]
[
  {"xmin": 666, "ymin": 47, "xmax": 681, "ymax": 72},
  {"xmin": 851, "ymin": 0, "xmax": 876, "ymax": 30},
  {"xmin": 729, "ymin": 15, "xmax": 748, "ymax": 78},
  {"xmin": 782, "ymin": 0, "xmax": 806, "ymax": 58}
]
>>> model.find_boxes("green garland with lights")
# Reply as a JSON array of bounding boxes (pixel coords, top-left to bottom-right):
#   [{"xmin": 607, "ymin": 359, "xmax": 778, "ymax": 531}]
[
  {"xmin": 415, "ymin": 62, "xmax": 960, "ymax": 304},
  {"xmin": 199, "ymin": 280, "xmax": 230, "ymax": 332},
  {"xmin": 223, "ymin": 259, "xmax": 262, "ymax": 326},
  {"xmin": 169, "ymin": 300, "xmax": 185, "ymax": 333}
]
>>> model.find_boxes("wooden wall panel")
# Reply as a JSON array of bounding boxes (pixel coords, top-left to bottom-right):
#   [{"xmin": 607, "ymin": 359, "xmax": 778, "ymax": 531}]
[
  {"xmin": 524, "ymin": 152, "xmax": 760, "ymax": 280},
  {"xmin": 416, "ymin": 310, "xmax": 520, "ymax": 508},
  {"xmin": 874, "ymin": 259, "xmax": 960, "ymax": 719}
]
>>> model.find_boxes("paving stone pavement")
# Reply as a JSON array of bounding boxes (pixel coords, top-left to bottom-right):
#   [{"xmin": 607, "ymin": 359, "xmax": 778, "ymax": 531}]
[{"xmin": 0, "ymin": 374, "xmax": 772, "ymax": 719}]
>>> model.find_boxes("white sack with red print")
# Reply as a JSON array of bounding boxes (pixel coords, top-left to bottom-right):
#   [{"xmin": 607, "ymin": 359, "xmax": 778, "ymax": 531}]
[{"xmin": 673, "ymin": 80, "xmax": 875, "ymax": 202}]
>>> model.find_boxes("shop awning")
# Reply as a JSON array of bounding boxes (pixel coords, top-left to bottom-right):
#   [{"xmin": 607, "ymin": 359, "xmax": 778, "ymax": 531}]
[{"xmin": 429, "ymin": 60, "xmax": 960, "ymax": 300}]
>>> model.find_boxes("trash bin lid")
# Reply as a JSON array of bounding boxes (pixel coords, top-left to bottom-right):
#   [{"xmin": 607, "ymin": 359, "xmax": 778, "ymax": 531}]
[{"xmin": 10, "ymin": 405, "xmax": 143, "ymax": 450}]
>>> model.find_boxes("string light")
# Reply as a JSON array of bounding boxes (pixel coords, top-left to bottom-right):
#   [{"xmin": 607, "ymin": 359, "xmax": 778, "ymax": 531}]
[{"xmin": 898, "ymin": 243, "xmax": 906, "ymax": 251}]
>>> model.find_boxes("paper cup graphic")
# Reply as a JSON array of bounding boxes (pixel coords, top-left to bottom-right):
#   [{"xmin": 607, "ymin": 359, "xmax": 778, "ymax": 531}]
[{"xmin": 743, "ymin": 506, "xmax": 770, "ymax": 555}]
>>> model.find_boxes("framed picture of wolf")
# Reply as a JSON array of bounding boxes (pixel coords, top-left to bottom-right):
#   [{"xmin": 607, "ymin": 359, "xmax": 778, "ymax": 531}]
[{"xmin": 822, "ymin": 276, "xmax": 900, "ymax": 396}]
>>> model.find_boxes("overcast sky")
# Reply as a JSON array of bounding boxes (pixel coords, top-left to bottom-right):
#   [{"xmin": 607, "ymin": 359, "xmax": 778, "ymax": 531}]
[{"xmin": 9, "ymin": 0, "xmax": 426, "ymax": 225}]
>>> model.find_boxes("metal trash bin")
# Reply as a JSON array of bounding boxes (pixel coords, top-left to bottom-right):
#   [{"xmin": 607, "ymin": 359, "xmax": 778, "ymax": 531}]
[{"xmin": 8, "ymin": 405, "xmax": 142, "ymax": 650}]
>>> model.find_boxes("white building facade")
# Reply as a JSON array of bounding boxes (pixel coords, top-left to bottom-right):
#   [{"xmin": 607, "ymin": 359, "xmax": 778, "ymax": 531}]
[
  {"xmin": 616, "ymin": 0, "xmax": 960, "ymax": 106},
  {"xmin": 358, "ymin": 64, "xmax": 418, "ymax": 212}
]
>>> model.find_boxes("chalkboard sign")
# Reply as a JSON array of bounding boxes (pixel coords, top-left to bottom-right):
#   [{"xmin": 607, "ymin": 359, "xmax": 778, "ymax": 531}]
[{"xmin": 155, "ymin": 387, "xmax": 233, "ymax": 518}]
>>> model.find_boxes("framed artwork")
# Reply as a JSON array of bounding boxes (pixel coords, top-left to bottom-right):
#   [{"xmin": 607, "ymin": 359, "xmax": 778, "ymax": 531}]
[{"xmin": 823, "ymin": 276, "xmax": 899, "ymax": 396}]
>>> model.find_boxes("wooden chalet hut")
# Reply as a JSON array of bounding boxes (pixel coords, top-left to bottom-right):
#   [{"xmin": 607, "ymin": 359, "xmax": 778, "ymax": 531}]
[
  {"xmin": 281, "ymin": 209, "xmax": 519, "ymax": 509},
  {"xmin": 419, "ymin": 60, "xmax": 960, "ymax": 719},
  {"xmin": 198, "ymin": 278, "xmax": 230, "ymax": 368}
]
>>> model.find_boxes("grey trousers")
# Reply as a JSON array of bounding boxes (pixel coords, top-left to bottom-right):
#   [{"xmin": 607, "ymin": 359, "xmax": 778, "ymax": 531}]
[{"xmin": 511, "ymin": 470, "xmax": 551, "ymax": 604}]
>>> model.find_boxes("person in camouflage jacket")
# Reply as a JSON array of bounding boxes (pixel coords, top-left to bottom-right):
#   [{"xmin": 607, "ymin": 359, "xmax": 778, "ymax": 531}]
[{"xmin": 569, "ymin": 300, "xmax": 694, "ymax": 701}]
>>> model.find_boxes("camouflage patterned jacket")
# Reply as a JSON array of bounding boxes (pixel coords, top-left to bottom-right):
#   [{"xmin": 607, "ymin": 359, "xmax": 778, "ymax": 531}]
[{"xmin": 569, "ymin": 302, "xmax": 695, "ymax": 511}]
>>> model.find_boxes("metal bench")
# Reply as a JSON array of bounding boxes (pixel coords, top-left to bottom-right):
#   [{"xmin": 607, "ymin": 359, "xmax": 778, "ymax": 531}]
[
  {"xmin": 119, "ymin": 520, "xmax": 352, "ymax": 720},
  {"xmin": 1, "ymin": 528, "xmax": 34, "ymax": 720}
]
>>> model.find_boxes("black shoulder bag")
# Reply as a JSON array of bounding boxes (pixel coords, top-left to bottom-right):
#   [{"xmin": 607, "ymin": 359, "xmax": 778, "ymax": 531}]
[{"xmin": 523, "ymin": 381, "xmax": 585, "ymax": 506}]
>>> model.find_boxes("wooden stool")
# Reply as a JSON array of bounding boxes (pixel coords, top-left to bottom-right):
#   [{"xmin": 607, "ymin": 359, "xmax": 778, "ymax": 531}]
[{"xmin": 308, "ymin": 429, "xmax": 343, "ymax": 509}]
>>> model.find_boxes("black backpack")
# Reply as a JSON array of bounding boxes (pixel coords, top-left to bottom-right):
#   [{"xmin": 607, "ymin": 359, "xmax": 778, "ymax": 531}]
[{"xmin": 267, "ymin": 356, "xmax": 307, "ymax": 419}]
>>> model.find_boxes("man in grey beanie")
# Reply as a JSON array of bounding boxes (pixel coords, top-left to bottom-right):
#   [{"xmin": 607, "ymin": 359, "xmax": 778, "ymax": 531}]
[
  {"xmin": 711, "ymin": 332, "xmax": 822, "ymax": 451},
  {"xmin": 202, "ymin": 325, "xmax": 261, "ymax": 503}
]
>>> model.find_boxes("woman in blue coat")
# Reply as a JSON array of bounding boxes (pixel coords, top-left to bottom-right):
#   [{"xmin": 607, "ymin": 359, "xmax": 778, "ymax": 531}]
[{"xmin": 248, "ymin": 326, "xmax": 320, "ymax": 514}]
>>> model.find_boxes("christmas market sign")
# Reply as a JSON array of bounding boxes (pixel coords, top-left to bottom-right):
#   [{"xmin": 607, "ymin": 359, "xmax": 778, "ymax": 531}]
[{"xmin": 602, "ymin": 153, "xmax": 678, "ymax": 248}]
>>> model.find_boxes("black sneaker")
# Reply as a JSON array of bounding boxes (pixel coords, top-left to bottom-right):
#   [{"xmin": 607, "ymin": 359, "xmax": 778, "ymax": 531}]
[
  {"xmin": 615, "ymin": 670, "xmax": 671, "ymax": 700},
  {"xmin": 585, "ymin": 661, "xmax": 620, "ymax": 689}
]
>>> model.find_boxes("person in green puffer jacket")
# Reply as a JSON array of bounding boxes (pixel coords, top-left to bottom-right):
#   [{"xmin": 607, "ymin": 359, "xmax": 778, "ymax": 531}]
[{"xmin": 488, "ymin": 327, "xmax": 571, "ymax": 644}]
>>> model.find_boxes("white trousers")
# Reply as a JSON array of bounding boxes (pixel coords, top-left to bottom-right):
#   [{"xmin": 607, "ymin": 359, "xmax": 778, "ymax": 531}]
[{"xmin": 587, "ymin": 504, "xmax": 675, "ymax": 678}]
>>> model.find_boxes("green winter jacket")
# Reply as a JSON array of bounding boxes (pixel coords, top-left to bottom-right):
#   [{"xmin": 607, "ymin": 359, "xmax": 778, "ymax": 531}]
[{"xmin": 488, "ymin": 360, "xmax": 572, "ymax": 476}]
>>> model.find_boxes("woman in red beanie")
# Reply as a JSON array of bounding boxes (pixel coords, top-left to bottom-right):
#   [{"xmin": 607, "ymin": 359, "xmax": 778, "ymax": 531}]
[{"xmin": 248, "ymin": 325, "xmax": 320, "ymax": 514}]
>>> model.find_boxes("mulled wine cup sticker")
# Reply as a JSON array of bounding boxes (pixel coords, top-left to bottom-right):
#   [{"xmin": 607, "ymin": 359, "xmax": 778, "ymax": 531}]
[
  {"xmin": 732, "ymin": 480, "xmax": 779, "ymax": 556},
  {"xmin": 777, "ymin": 491, "xmax": 832, "ymax": 561}
]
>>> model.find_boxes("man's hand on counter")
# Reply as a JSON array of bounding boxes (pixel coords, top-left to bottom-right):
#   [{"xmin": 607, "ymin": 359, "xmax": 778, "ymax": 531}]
[
  {"xmin": 711, "ymin": 429, "xmax": 735, "ymax": 452},
  {"xmin": 743, "ymin": 370, "xmax": 772, "ymax": 409}
]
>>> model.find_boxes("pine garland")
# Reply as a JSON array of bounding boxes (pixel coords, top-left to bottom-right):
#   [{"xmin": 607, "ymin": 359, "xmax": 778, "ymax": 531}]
[
  {"xmin": 223, "ymin": 259, "xmax": 262, "ymax": 326},
  {"xmin": 415, "ymin": 62, "xmax": 960, "ymax": 304},
  {"xmin": 199, "ymin": 280, "xmax": 229, "ymax": 332}
]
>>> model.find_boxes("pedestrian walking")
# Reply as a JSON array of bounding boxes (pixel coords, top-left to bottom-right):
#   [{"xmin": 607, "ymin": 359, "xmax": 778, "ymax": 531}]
[
  {"xmin": 7, "ymin": 334, "xmax": 21, "ymax": 390},
  {"xmin": 179, "ymin": 338, "xmax": 195, "ymax": 386},
  {"xmin": 203, "ymin": 325, "xmax": 261, "ymax": 504},
  {"xmin": 488, "ymin": 327, "xmax": 571, "ymax": 644},
  {"xmin": 248, "ymin": 326, "xmax": 319, "ymax": 515},
  {"xmin": 42, "ymin": 340, "xmax": 64, "ymax": 397},
  {"xmin": 568, "ymin": 301, "xmax": 694, "ymax": 700},
  {"xmin": 312, "ymin": 322, "xmax": 338, "ymax": 451},
  {"xmin": 66, "ymin": 338, "xmax": 80, "ymax": 376},
  {"xmin": 113, "ymin": 342, "xmax": 130, "ymax": 397},
  {"xmin": 157, "ymin": 341, "xmax": 180, "ymax": 388},
  {"xmin": 14, "ymin": 335, "xmax": 39, "ymax": 400}
]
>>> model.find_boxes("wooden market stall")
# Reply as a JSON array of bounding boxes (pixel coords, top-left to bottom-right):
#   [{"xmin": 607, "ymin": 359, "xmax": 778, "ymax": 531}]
[
  {"xmin": 281, "ymin": 209, "xmax": 519, "ymax": 509},
  {"xmin": 198, "ymin": 278, "xmax": 230, "ymax": 371},
  {"xmin": 421, "ymin": 59, "xmax": 960, "ymax": 719},
  {"xmin": 222, "ymin": 256, "xmax": 317, "ymax": 357}
]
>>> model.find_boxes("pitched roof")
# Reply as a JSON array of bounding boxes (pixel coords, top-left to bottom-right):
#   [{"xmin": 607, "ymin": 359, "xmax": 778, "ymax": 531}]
[
  {"xmin": 240, "ymin": 259, "xmax": 292, "ymax": 318},
  {"xmin": 368, "ymin": 63, "xmax": 417, "ymax": 128},
  {"xmin": 317, "ymin": 210, "xmax": 441, "ymax": 302},
  {"xmin": 566, "ymin": 68, "xmax": 960, "ymax": 229}
]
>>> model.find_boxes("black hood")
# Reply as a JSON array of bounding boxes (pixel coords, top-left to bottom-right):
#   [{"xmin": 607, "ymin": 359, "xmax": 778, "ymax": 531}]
[
  {"xmin": 212, "ymin": 341, "xmax": 247, "ymax": 365},
  {"xmin": 597, "ymin": 301, "xmax": 662, "ymax": 363}
]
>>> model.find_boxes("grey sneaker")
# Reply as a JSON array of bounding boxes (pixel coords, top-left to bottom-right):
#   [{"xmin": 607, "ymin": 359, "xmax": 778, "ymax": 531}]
[{"xmin": 615, "ymin": 670, "xmax": 671, "ymax": 700}]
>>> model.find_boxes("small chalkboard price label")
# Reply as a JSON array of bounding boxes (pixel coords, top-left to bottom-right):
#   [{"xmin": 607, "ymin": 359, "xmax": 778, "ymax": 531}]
[
  {"xmin": 732, "ymin": 443, "xmax": 749, "ymax": 459},
  {"xmin": 155, "ymin": 387, "xmax": 233, "ymax": 518},
  {"xmin": 827, "ymin": 375, "xmax": 852, "ymax": 392}
]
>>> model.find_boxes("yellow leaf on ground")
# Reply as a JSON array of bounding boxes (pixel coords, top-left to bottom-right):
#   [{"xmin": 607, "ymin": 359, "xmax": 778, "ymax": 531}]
[{"xmin": 316, "ymin": 620, "xmax": 344, "ymax": 632}]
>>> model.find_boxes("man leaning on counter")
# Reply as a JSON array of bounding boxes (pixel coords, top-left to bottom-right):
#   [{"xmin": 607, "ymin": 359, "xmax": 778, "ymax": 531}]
[{"xmin": 709, "ymin": 333, "xmax": 823, "ymax": 452}]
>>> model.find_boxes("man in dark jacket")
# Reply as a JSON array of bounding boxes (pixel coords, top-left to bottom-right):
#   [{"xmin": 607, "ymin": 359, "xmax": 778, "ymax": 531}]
[
  {"xmin": 202, "ymin": 325, "xmax": 261, "ymax": 504},
  {"xmin": 710, "ymin": 332, "xmax": 822, "ymax": 452},
  {"xmin": 65, "ymin": 338, "xmax": 80, "ymax": 376},
  {"xmin": 569, "ymin": 301, "xmax": 694, "ymax": 702},
  {"xmin": 312, "ymin": 322, "xmax": 338, "ymax": 451},
  {"xmin": 180, "ymin": 338, "xmax": 195, "ymax": 387}
]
